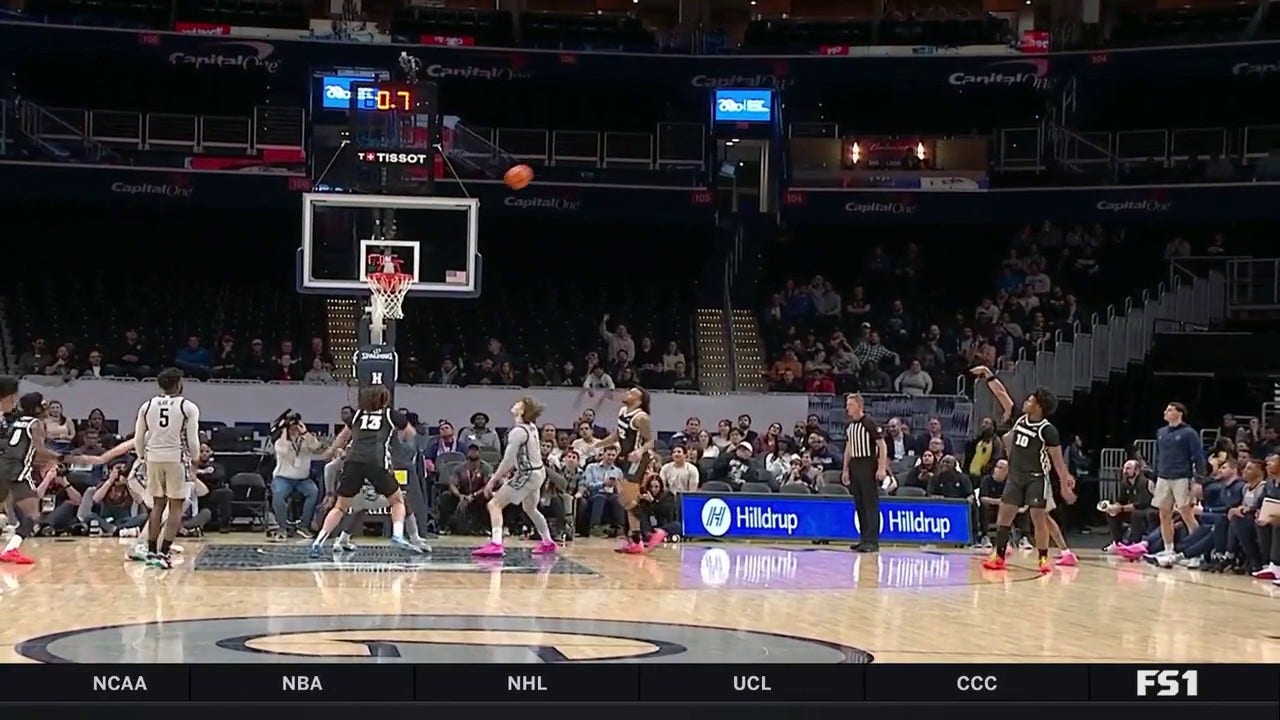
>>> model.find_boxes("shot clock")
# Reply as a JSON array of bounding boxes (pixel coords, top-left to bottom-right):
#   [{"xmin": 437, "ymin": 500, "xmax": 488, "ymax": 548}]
[{"xmin": 347, "ymin": 81, "xmax": 439, "ymax": 170}]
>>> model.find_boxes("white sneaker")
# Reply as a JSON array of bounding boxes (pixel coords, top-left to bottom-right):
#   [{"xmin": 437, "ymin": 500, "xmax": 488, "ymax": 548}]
[
  {"xmin": 1174, "ymin": 555, "xmax": 1200, "ymax": 568},
  {"xmin": 1018, "ymin": 537, "xmax": 1034, "ymax": 550},
  {"xmin": 119, "ymin": 528, "xmax": 139, "ymax": 538},
  {"xmin": 1101, "ymin": 542, "xmax": 1115, "ymax": 553},
  {"xmin": 1157, "ymin": 552, "xmax": 1181, "ymax": 568},
  {"xmin": 127, "ymin": 544, "xmax": 149, "ymax": 561}
]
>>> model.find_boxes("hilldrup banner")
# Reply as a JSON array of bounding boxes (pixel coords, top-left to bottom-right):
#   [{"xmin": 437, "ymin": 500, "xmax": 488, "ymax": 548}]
[
  {"xmin": 680, "ymin": 492, "xmax": 973, "ymax": 545},
  {"xmin": 3, "ymin": 21, "xmax": 1279, "ymax": 94}
]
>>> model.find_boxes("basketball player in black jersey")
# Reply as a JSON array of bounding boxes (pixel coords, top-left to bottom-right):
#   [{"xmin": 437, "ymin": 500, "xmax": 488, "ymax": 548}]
[
  {"xmin": 593, "ymin": 387, "xmax": 660, "ymax": 552},
  {"xmin": 972, "ymin": 367, "xmax": 1079, "ymax": 567},
  {"xmin": 0, "ymin": 386, "xmax": 60, "ymax": 565},
  {"xmin": 970, "ymin": 368, "xmax": 1075, "ymax": 574},
  {"xmin": 308, "ymin": 385, "xmax": 422, "ymax": 558}
]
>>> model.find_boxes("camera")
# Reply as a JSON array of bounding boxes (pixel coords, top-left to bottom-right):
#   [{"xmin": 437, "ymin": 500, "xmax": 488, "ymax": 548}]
[{"xmin": 270, "ymin": 409, "xmax": 304, "ymax": 438}]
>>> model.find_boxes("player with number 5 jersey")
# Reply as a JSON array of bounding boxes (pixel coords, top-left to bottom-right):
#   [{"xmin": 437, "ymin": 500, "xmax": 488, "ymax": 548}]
[{"xmin": 133, "ymin": 368, "xmax": 202, "ymax": 569}]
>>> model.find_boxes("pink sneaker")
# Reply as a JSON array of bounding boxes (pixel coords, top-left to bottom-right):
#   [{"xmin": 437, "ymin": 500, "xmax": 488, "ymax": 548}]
[
  {"xmin": 1054, "ymin": 550, "xmax": 1078, "ymax": 567},
  {"xmin": 1118, "ymin": 542, "xmax": 1148, "ymax": 560},
  {"xmin": 618, "ymin": 541, "xmax": 645, "ymax": 554},
  {"xmin": 1250, "ymin": 564, "xmax": 1279, "ymax": 580},
  {"xmin": 532, "ymin": 540, "xmax": 558, "ymax": 555},
  {"xmin": 1111, "ymin": 543, "xmax": 1131, "ymax": 554},
  {"xmin": 646, "ymin": 529, "xmax": 667, "ymax": 548},
  {"xmin": 471, "ymin": 542, "xmax": 505, "ymax": 557}
]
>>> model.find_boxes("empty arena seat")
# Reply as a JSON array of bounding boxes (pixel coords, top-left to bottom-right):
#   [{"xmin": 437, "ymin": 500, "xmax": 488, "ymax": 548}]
[{"xmin": 779, "ymin": 483, "xmax": 813, "ymax": 494}]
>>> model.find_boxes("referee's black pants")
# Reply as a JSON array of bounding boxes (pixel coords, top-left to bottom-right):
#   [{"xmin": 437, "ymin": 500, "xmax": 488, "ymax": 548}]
[{"xmin": 848, "ymin": 459, "xmax": 879, "ymax": 547}]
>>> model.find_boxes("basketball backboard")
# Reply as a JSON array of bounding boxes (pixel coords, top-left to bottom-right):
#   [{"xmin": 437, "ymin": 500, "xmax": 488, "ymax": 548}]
[{"xmin": 297, "ymin": 193, "xmax": 481, "ymax": 298}]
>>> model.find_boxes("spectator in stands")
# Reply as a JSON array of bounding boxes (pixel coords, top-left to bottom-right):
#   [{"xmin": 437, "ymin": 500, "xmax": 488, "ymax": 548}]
[
  {"xmin": 43, "ymin": 401, "xmax": 76, "ymax": 443},
  {"xmin": 421, "ymin": 420, "xmax": 460, "ymax": 475},
  {"xmin": 304, "ymin": 357, "xmax": 336, "ymax": 384},
  {"xmin": 735, "ymin": 415, "xmax": 758, "ymax": 444},
  {"xmin": 785, "ymin": 451, "xmax": 821, "ymax": 491},
  {"xmin": 17, "ymin": 337, "xmax": 51, "ymax": 376},
  {"xmin": 240, "ymin": 339, "xmax": 273, "ymax": 382},
  {"xmin": 43, "ymin": 344, "xmax": 78, "ymax": 383},
  {"xmin": 578, "ymin": 446, "xmax": 624, "ymax": 536},
  {"xmin": 430, "ymin": 357, "xmax": 460, "ymax": 384},
  {"xmin": 107, "ymin": 329, "xmax": 151, "ymax": 379},
  {"xmin": 636, "ymin": 472, "xmax": 677, "ymax": 541},
  {"xmin": 964, "ymin": 417, "xmax": 1001, "ymax": 481},
  {"xmin": 1253, "ymin": 457, "xmax": 1280, "ymax": 582},
  {"xmin": 761, "ymin": 437, "xmax": 796, "ymax": 485},
  {"xmin": 1208, "ymin": 436, "xmax": 1235, "ymax": 471},
  {"xmin": 75, "ymin": 408, "xmax": 113, "ymax": 449},
  {"xmin": 599, "ymin": 315, "xmax": 636, "ymax": 364},
  {"xmin": 694, "ymin": 429, "xmax": 719, "ymax": 459},
  {"xmin": 459, "ymin": 413, "xmax": 500, "ymax": 451},
  {"xmin": 663, "ymin": 342, "xmax": 685, "ymax": 372},
  {"xmin": 1104, "ymin": 459, "xmax": 1155, "ymax": 551},
  {"xmin": 270, "ymin": 421, "xmax": 322, "ymax": 540},
  {"xmin": 211, "ymin": 336, "xmax": 239, "ymax": 379},
  {"xmin": 807, "ymin": 433, "xmax": 841, "ymax": 473},
  {"xmin": 1226, "ymin": 457, "xmax": 1269, "ymax": 572},
  {"xmin": 752, "ymin": 422, "xmax": 783, "ymax": 455},
  {"xmin": 438, "ymin": 444, "xmax": 491, "ymax": 535},
  {"xmin": 712, "ymin": 441, "xmax": 768, "ymax": 491},
  {"xmin": 884, "ymin": 418, "xmax": 913, "ymax": 463},
  {"xmin": 193, "ymin": 443, "xmax": 232, "ymax": 533},
  {"xmin": 584, "ymin": 365, "xmax": 615, "ymax": 395},
  {"xmin": 496, "ymin": 361, "xmax": 521, "ymax": 386},
  {"xmin": 916, "ymin": 417, "xmax": 954, "ymax": 456},
  {"xmin": 86, "ymin": 460, "xmax": 148, "ymax": 535},
  {"xmin": 854, "ymin": 331, "xmax": 896, "ymax": 369},
  {"xmin": 274, "ymin": 353, "xmax": 302, "ymax": 382},
  {"xmin": 769, "ymin": 348, "xmax": 803, "ymax": 384},
  {"xmin": 894, "ymin": 359, "xmax": 932, "ymax": 397},
  {"xmin": 559, "ymin": 449, "xmax": 584, "ymax": 496},
  {"xmin": 80, "ymin": 349, "xmax": 107, "ymax": 380},
  {"xmin": 671, "ymin": 417, "xmax": 701, "ymax": 447},
  {"xmin": 38, "ymin": 466, "xmax": 84, "ymax": 535},
  {"xmin": 805, "ymin": 368, "xmax": 836, "ymax": 394},
  {"xmin": 174, "ymin": 336, "xmax": 212, "ymax": 380},
  {"xmin": 904, "ymin": 450, "xmax": 938, "ymax": 494},
  {"xmin": 860, "ymin": 361, "xmax": 892, "ymax": 392},
  {"xmin": 571, "ymin": 421, "xmax": 601, "ymax": 463},
  {"xmin": 927, "ymin": 455, "xmax": 972, "ymax": 498},
  {"xmin": 308, "ymin": 337, "xmax": 334, "ymax": 370}
]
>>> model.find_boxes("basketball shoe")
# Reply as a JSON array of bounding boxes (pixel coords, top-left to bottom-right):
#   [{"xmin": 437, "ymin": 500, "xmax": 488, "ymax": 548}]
[{"xmin": 981, "ymin": 553, "xmax": 1008, "ymax": 571}]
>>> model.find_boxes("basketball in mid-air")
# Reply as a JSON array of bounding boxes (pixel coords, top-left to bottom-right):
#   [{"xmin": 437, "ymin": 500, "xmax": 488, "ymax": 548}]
[{"xmin": 504, "ymin": 164, "xmax": 534, "ymax": 190}]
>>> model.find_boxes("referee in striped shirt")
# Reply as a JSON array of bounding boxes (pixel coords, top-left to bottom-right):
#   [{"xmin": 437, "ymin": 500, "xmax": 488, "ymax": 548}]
[{"xmin": 842, "ymin": 393, "xmax": 889, "ymax": 553}]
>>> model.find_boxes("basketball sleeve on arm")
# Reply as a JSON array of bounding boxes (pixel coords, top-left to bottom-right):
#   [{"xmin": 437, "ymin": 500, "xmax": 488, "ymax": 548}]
[
  {"xmin": 184, "ymin": 401, "xmax": 201, "ymax": 463},
  {"xmin": 493, "ymin": 427, "xmax": 527, "ymax": 478}
]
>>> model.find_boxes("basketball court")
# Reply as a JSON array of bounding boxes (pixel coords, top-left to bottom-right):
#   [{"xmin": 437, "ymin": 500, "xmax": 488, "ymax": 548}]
[{"xmin": 1, "ymin": 537, "xmax": 1275, "ymax": 664}]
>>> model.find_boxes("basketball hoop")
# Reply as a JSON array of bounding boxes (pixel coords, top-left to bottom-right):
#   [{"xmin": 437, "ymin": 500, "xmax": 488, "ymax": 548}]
[{"xmin": 366, "ymin": 254, "xmax": 412, "ymax": 321}]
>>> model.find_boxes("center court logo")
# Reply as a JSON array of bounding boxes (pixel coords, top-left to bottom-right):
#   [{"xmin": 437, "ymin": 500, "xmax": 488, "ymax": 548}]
[{"xmin": 17, "ymin": 615, "xmax": 871, "ymax": 664}]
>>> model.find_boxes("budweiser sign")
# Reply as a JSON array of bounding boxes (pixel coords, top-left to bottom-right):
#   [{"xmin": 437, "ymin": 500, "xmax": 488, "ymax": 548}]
[
  {"xmin": 174, "ymin": 21, "xmax": 230, "ymax": 35},
  {"xmin": 1020, "ymin": 30, "xmax": 1050, "ymax": 54}
]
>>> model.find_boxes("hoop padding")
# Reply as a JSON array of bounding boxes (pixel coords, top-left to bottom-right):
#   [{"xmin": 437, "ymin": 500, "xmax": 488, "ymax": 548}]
[{"xmin": 367, "ymin": 272, "xmax": 413, "ymax": 320}]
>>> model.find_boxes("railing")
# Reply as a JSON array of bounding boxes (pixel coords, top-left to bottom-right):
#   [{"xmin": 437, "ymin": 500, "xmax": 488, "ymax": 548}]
[
  {"xmin": 1225, "ymin": 258, "xmax": 1280, "ymax": 310},
  {"xmin": 465, "ymin": 122, "xmax": 702, "ymax": 169},
  {"xmin": 15, "ymin": 98, "xmax": 121, "ymax": 163},
  {"xmin": 965, "ymin": 270, "xmax": 1227, "ymax": 424},
  {"xmin": 16, "ymin": 104, "xmax": 305, "ymax": 154},
  {"xmin": 996, "ymin": 123, "xmax": 1280, "ymax": 172}
]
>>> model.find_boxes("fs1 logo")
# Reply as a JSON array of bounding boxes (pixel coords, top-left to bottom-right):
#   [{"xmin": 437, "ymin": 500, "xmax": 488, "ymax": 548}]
[{"xmin": 1137, "ymin": 670, "xmax": 1198, "ymax": 697}]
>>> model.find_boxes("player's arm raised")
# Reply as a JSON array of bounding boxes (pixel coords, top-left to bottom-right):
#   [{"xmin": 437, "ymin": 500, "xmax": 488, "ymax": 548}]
[
  {"xmin": 971, "ymin": 365, "xmax": 1015, "ymax": 416},
  {"xmin": 1042, "ymin": 424, "xmax": 1075, "ymax": 491}
]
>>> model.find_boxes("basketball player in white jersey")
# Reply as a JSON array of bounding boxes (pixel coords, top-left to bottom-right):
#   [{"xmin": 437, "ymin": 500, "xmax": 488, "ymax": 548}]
[
  {"xmin": 471, "ymin": 395, "xmax": 558, "ymax": 558},
  {"xmin": 133, "ymin": 368, "xmax": 201, "ymax": 569}
]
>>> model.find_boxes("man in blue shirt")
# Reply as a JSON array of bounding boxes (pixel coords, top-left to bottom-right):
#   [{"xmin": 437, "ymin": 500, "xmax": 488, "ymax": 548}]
[{"xmin": 1151, "ymin": 402, "xmax": 1207, "ymax": 563}]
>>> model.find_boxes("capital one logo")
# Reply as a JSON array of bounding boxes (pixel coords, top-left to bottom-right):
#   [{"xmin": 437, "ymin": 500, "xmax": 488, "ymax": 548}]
[
  {"xmin": 845, "ymin": 201, "xmax": 917, "ymax": 215},
  {"xmin": 1137, "ymin": 670, "xmax": 1198, "ymax": 697},
  {"xmin": 503, "ymin": 196, "xmax": 581, "ymax": 211},
  {"xmin": 168, "ymin": 41, "xmax": 280, "ymax": 72},
  {"xmin": 1095, "ymin": 199, "xmax": 1171, "ymax": 212},
  {"xmin": 701, "ymin": 499, "xmax": 732, "ymax": 536},
  {"xmin": 110, "ymin": 181, "xmax": 193, "ymax": 198},
  {"xmin": 1232, "ymin": 61, "xmax": 1280, "ymax": 76}
]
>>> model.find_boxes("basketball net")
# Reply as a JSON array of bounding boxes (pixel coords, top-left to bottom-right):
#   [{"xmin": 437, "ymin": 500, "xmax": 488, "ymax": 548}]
[{"xmin": 366, "ymin": 255, "xmax": 412, "ymax": 328}]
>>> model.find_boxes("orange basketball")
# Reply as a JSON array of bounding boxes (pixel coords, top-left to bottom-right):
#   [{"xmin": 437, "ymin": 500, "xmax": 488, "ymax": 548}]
[{"xmin": 504, "ymin": 164, "xmax": 534, "ymax": 190}]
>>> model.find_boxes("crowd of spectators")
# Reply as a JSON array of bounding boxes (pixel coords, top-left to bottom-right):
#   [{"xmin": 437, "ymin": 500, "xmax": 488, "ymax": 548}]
[
  {"xmin": 1099, "ymin": 415, "xmax": 1280, "ymax": 585},
  {"xmin": 761, "ymin": 222, "xmax": 1237, "ymax": 396},
  {"xmin": 12, "ymin": 315, "xmax": 696, "ymax": 392}
]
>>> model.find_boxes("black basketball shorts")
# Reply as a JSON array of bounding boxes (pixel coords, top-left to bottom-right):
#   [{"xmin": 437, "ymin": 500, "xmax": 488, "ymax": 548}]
[
  {"xmin": 1000, "ymin": 472, "xmax": 1050, "ymax": 510},
  {"xmin": 336, "ymin": 461, "xmax": 398, "ymax": 499}
]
